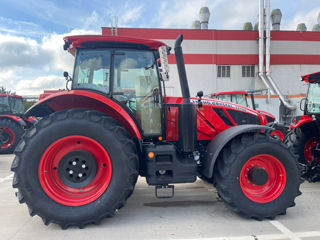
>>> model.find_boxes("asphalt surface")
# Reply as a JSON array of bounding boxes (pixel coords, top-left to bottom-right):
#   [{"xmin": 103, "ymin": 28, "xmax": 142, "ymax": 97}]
[{"xmin": 1, "ymin": 154, "xmax": 320, "ymax": 240}]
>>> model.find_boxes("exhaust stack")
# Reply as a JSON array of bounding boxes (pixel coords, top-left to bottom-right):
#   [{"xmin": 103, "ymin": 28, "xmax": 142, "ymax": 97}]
[
  {"xmin": 174, "ymin": 34, "xmax": 191, "ymax": 104},
  {"xmin": 174, "ymin": 34, "xmax": 196, "ymax": 153}
]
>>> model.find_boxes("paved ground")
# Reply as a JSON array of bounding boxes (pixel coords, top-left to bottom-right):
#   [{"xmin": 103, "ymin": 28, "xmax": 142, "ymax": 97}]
[{"xmin": 1, "ymin": 154, "xmax": 320, "ymax": 240}]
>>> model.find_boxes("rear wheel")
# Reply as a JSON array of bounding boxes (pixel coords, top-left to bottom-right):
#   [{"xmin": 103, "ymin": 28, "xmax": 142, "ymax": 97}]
[
  {"xmin": 285, "ymin": 127, "xmax": 320, "ymax": 165},
  {"xmin": 0, "ymin": 119, "xmax": 24, "ymax": 154},
  {"xmin": 214, "ymin": 133, "xmax": 301, "ymax": 219},
  {"xmin": 11, "ymin": 109, "xmax": 139, "ymax": 229}
]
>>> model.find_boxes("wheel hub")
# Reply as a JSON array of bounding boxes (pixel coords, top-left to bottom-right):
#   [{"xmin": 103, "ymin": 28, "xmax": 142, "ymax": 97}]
[
  {"xmin": 247, "ymin": 167, "xmax": 268, "ymax": 186},
  {"xmin": 58, "ymin": 150, "xmax": 97, "ymax": 188}
]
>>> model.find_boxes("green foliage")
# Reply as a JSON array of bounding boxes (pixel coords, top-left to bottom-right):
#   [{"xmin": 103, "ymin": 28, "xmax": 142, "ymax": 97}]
[
  {"xmin": 24, "ymin": 101, "xmax": 37, "ymax": 111},
  {"xmin": 0, "ymin": 86, "xmax": 15, "ymax": 95}
]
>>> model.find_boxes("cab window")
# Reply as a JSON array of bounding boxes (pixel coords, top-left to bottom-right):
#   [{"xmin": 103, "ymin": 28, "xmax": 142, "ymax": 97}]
[{"xmin": 73, "ymin": 49, "xmax": 111, "ymax": 94}]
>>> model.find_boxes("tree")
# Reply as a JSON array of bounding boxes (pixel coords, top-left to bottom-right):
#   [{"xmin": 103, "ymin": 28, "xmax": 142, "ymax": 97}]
[{"xmin": 0, "ymin": 86, "xmax": 16, "ymax": 95}]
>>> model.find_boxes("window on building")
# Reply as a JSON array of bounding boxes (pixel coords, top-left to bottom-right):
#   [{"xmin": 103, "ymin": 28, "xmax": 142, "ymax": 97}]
[
  {"xmin": 217, "ymin": 65, "xmax": 231, "ymax": 78},
  {"xmin": 242, "ymin": 65, "xmax": 255, "ymax": 77}
]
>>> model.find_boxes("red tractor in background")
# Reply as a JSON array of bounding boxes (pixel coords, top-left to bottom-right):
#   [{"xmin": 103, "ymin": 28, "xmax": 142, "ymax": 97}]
[
  {"xmin": 39, "ymin": 90, "xmax": 63, "ymax": 100},
  {"xmin": 11, "ymin": 34, "xmax": 301, "ymax": 229},
  {"xmin": 0, "ymin": 94, "xmax": 36, "ymax": 153},
  {"xmin": 210, "ymin": 90, "xmax": 288, "ymax": 140},
  {"xmin": 286, "ymin": 71, "xmax": 320, "ymax": 182}
]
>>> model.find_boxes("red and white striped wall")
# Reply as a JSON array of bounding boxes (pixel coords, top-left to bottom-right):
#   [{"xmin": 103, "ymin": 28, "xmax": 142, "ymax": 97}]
[{"xmin": 102, "ymin": 27, "xmax": 320, "ymax": 118}]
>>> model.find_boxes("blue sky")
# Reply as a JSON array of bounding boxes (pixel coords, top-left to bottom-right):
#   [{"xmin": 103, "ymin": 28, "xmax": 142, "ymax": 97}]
[{"xmin": 0, "ymin": 0, "xmax": 319, "ymax": 95}]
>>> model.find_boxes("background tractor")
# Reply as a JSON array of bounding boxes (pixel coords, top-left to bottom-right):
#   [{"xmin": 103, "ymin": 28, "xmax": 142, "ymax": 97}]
[
  {"xmin": 286, "ymin": 71, "xmax": 320, "ymax": 182},
  {"xmin": 0, "ymin": 94, "xmax": 36, "ymax": 153},
  {"xmin": 210, "ymin": 90, "xmax": 288, "ymax": 140},
  {"xmin": 11, "ymin": 34, "xmax": 301, "ymax": 229}
]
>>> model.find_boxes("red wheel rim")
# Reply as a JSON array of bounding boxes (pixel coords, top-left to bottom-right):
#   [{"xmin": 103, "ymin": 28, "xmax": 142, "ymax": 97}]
[
  {"xmin": 0, "ymin": 127, "xmax": 15, "ymax": 149},
  {"xmin": 304, "ymin": 137, "xmax": 320, "ymax": 163},
  {"xmin": 270, "ymin": 130, "xmax": 284, "ymax": 141},
  {"xmin": 240, "ymin": 154, "xmax": 286, "ymax": 203},
  {"xmin": 38, "ymin": 136, "xmax": 112, "ymax": 206}
]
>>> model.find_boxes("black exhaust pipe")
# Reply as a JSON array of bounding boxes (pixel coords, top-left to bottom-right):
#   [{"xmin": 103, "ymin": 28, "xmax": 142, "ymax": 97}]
[
  {"xmin": 174, "ymin": 34, "xmax": 191, "ymax": 104},
  {"xmin": 174, "ymin": 34, "xmax": 196, "ymax": 152}
]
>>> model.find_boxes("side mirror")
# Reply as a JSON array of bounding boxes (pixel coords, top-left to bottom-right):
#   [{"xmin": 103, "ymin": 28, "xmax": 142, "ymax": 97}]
[
  {"xmin": 63, "ymin": 71, "xmax": 69, "ymax": 79},
  {"xmin": 197, "ymin": 91, "xmax": 204, "ymax": 108},
  {"xmin": 158, "ymin": 46, "xmax": 169, "ymax": 81},
  {"xmin": 197, "ymin": 91, "xmax": 204, "ymax": 98},
  {"xmin": 300, "ymin": 98, "xmax": 307, "ymax": 112}
]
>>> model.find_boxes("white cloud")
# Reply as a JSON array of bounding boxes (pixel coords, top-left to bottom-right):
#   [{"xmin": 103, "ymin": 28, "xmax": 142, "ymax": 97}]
[
  {"xmin": 119, "ymin": 5, "xmax": 143, "ymax": 26},
  {"xmin": 283, "ymin": 8, "xmax": 320, "ymax": 30},
  {"xmin": 0, "ymin": 29, "xmax": 99, "ymax": 95},
  {"xmin": 0, "ymin": 16, "xmax": 46, "ymax": 37},
  {"xmin": 15, "ymin": 75, "xmax": 65, "ymax": 95}
]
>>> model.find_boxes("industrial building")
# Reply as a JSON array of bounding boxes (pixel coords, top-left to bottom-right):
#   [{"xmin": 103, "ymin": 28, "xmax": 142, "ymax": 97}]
[{"xmin": 101, "ymin": 6, "xmax": 320, "ymax": 123}]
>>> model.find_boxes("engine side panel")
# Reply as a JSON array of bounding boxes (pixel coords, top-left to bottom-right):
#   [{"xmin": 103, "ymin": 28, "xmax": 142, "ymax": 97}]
[{"xmin": 165, "ymin": 96, "xmax": 264, "ymax": 141}]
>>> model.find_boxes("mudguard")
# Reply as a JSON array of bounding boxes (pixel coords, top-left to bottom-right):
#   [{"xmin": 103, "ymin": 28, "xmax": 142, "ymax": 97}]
[
  {"xmin": 0, "ymin": 115, "xmax": 26, "ymax": 126},
  {"xmin": 25, "ymin": 90, "xmax": 142, "ymax": 140},
  {"xmin": 290, "ymin": 115, "xmax": 314, "ymax": 129},
  {"xmin": 200, "ymin": 124, "xmax": 274, "ymax": 178}
]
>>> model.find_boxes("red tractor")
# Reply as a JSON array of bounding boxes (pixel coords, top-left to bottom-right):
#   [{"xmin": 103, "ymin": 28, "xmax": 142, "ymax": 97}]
[
  {"xmin": 211, "ymin": 90, "xmax": 275, "ymax": 121},
  {"xmin": 0, "ymin": 94, "xmax": 36, "ymax": 153},
  {"xmin": 11, "ymin": 34, "xmax": 301, "ymax": 229},
  {"xmin": 210, "ymin": 90, "xmax": 287, "ymax": 140},
  {"xmin": 286, "ymin": 71, "xmax": 320, "ymax": 182}
]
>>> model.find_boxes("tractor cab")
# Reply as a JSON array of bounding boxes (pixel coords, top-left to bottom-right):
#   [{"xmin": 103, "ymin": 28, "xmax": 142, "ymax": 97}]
[
  {"xmin": 211, "ymin": 91, "xmax": 250, "ymax": 108},
  {"xmin": 301, "ymin": 71, "xmax": 320, "ymax": 115},
  {"xmin": 0, "ymin": 94, "xmax": 25, "ymax": 116},
  {"xmin": 65, "ymin": 35, "xmax": 166, "ymax": 138}
]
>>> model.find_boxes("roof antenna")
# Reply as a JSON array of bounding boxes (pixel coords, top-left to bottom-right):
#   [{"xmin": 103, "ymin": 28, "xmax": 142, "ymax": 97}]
[{"xmin": 110, "ymin": 16, "xmax": 118, "ymax": 36}]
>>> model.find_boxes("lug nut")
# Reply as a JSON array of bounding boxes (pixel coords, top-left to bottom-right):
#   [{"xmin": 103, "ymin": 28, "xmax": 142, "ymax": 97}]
[
  {"xmin": 69, "ymin": 170, "xmax": 73, "ymax": 174},
  {"xmin": 72, "ymin": 161, "xmax": 77, "ymax": 166},
  {"xmin": 78, "ymin": 173, "xmax": 83, "ymax": 178},
  {"xmin": 82, "ymin": 164, "xmax": 86, "ymax": 169}
]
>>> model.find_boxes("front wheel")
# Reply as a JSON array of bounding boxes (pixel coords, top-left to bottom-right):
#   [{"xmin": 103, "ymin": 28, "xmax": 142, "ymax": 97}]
[
  {"xmin": 11, "ymin": 109, "xmax": 139, "ymax": 229},
  {"xmin": 214, "ymin": 133, "xmax": 301, "ymax": 219},
  {"xmin": 0, "ymin": 119, "xmax": 24, "ymax": 154}
]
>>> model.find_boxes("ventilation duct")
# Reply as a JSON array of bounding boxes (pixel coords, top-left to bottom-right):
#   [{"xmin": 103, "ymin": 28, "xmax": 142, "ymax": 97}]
[
  {"xmin": 297, "ymin": 23, "xmax": 307, "ymax": 31},
  {"xmin": 243, "ymin": 22, "xmax": 253, "ymax": 30},
  {"xmin": 199, "ymin": 7, "xmax": 210, "ymax": 29},
  {"xmin": 192, "ymin": 20, "xmax": 201, "ymax": 29},
  {"xmin": 271, "ymin": 9, "xmax": 282, "ymax": 30},
  {"xmin": 312, "ymin": 24, "xmax": 320, "ymax": 32}
]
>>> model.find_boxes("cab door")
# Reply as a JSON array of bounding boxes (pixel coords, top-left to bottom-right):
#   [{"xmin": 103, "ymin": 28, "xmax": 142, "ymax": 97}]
[{"xmin": 112, "ymin": 49, "xmax": 162, "ymax": 136}]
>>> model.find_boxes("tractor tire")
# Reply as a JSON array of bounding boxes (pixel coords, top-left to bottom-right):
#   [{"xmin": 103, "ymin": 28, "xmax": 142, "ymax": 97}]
[
  {"xmin": 11, "ymin": 109, "xmax": 139, "ymax": 229},
  {"xmin": 285, "ymin": 127, "xmax": 320, "ymax": 165},
  {"xmin": 214, "ymin": 132, "xmax": 301, "ymax": 219},
  {"xmin": 0, "ymin": 118, "xmax": 24, "ymax": 154}
]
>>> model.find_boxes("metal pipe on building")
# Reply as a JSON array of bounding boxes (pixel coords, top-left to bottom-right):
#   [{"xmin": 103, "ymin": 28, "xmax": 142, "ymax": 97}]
[
  {"xmin": 265, "ymin": 0, "xmax": 296, "ymax": 110},
  {"xmin": 258, "ymin": 0, "xmax": 273, "ymax": 100},
  {"xmin": 199, "ymin": 7, "xmax": 210, "ymax": 30},
  {"xmin": 192, "ymin": 20, "xmax": 201, "ymax": 29}
]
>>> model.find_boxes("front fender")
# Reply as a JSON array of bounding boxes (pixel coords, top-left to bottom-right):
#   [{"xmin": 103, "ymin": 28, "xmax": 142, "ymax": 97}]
[
  {"xmin": 290, "ymin": 115, "xmax": 314, "ymax": 129},
  {"xmin": 0, "ymin": 115, "xmax": 26, "ymax": 126},
  {"xmin": 25, "ymin": 90, "xmax": 142, "ymax": 140},
  {"xmin": 200, "ymin": 124, "xmax": 274, "ymax": 178}
]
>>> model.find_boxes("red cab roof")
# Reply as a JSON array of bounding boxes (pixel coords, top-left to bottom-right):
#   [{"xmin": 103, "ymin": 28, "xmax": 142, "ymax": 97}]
[
  {"xmin": 63, "ymin": 35, "xmax": 167, "ymax": 55},
  {"xmin": 211, "ymin": 91, "xmax": 248, "ymax": 97},
  {"xmin": 301, "ymin": 71, "xmax": 320, "ymax": 83},
  {"xmin": 0, "ymin": 94, "xmax": 22, "ymax": 99}
]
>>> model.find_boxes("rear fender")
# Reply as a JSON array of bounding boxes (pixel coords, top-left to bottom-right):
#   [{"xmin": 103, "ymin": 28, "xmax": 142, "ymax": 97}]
[
  {"xmin": 290, "ymin": 115, "xmax": 314, "ymax": 129},
  {"xmin": 200, "ymin": 124, "xmax": 274, "ymax": 178},
  {"xmin": 0, "ymin": 115, "xmax": 26, "ymax": 126},
  {"xmin": 25, "ymin": 90, "xmax": 142, "ymax": 140}
]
